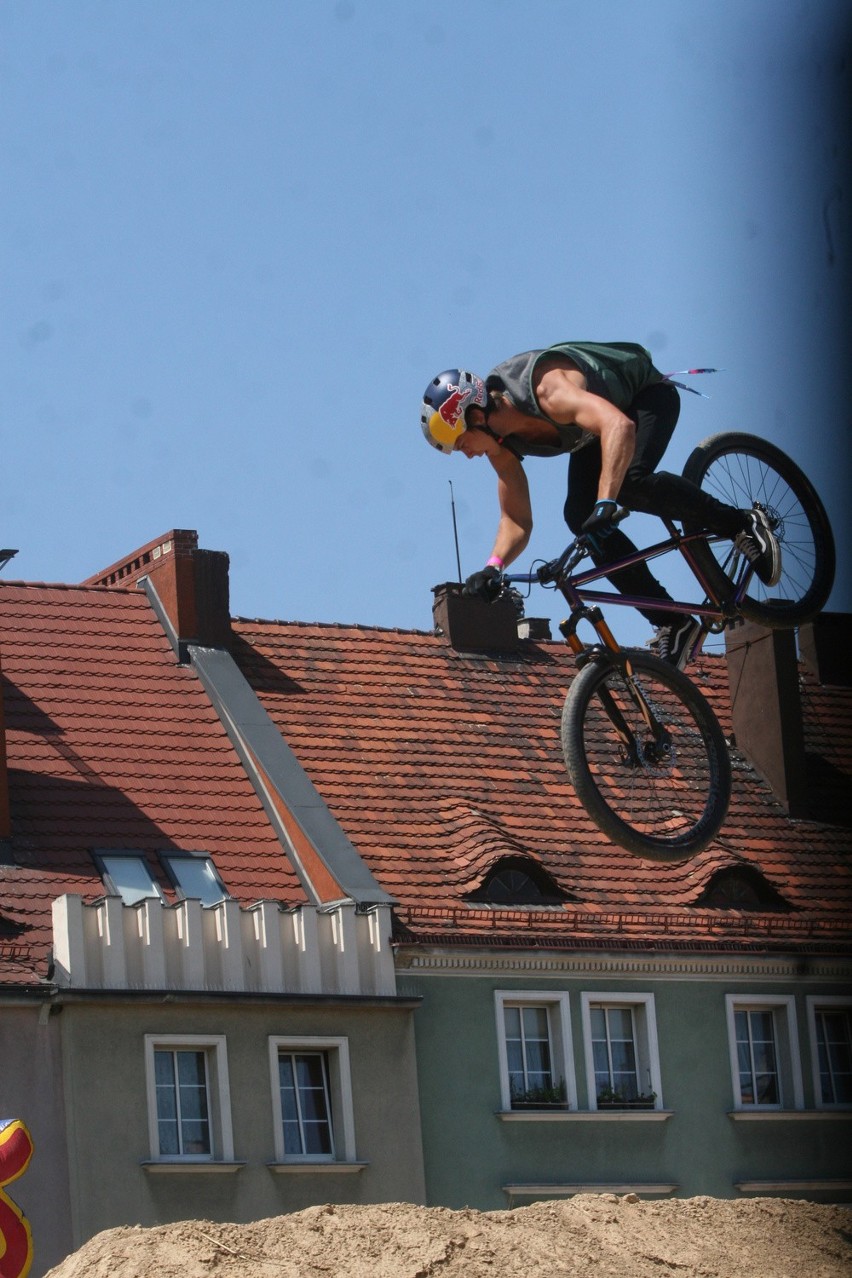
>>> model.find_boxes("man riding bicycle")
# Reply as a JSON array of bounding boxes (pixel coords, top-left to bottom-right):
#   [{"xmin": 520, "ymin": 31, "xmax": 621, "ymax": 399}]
[{"xmin": 421, "ymin": 341, "xmax": 782, "ymax": 670}]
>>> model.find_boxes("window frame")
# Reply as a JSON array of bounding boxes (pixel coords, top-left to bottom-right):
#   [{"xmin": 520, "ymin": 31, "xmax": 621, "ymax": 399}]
[
  {"xmin": 143, "ymin": 1034, "xmax": 234, "ymax": 1163},
  {"xmin": 725, "ymin": 994, "xmax": 804, "ymax": 1111},
  {"xmin": 494, "ymin": 992, "xmax": 577, "ymax": 1111},
  {"xmin": 160, "ymin": 851, "xmax": 229, "ymax": 905},
  {"xmin": 580, "ymin": 992, "xmax": 663, "ymax": 1111},
  {"xmin": 94, "ymin": 849, "xmax": 165, "ymax": 906},
  {"xmin": 268, "ymin": 1036, "xmax": 356, "ymax": 1164},
  {"xmin": 806, "ymin": 996, "xmax": 852, "ymax": 1110}
]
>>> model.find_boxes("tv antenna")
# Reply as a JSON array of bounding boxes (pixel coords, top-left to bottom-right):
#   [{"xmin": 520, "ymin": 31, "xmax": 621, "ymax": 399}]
[{"xmin": 448, "ymin": 482, "xmax": 462, "ymax": 583}]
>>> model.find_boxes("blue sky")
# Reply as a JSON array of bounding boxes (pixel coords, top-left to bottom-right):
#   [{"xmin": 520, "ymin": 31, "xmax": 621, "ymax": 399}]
[{"xmin": 3, "ymin": 0, "xmax": 850, "ymax": 649}]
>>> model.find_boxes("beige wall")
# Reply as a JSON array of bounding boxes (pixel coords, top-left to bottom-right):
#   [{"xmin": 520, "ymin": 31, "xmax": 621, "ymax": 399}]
[
  {"xmin": 0, "ymin": 1002, "xmax": 73, "ymax": 1277},
  {"xmin": 58, "ymin": 997, "xmax": 425, "ymax": 1253}
]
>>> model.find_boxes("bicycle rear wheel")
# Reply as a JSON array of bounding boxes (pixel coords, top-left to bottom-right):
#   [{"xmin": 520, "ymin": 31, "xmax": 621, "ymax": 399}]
[
  {"xmin": 561, "ymin": 651, "xmax": 731, "ymax": 860},
  {"xmin": 682, "ymin": 432, "xmax": 835, "ymax": 628}
]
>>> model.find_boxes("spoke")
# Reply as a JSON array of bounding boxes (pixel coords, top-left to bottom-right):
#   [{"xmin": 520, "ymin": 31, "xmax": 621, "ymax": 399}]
[{"xmin": 582, "ymin": 671, "xmax": 714, "ymax": 839}]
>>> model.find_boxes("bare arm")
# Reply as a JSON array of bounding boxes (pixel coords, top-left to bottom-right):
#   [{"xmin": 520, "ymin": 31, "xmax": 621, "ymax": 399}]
[
  {"xmin": 534, "ymin": 366, "xmax": 636, "ymax": 501},
  {"xmin": 488, "ymin": 447, "xmax": 532, "ymax": 565}
]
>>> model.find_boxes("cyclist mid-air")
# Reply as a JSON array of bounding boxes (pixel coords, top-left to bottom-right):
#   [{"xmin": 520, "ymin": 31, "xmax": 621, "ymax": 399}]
[{"xmin": 421, "ymin": 341, "xmax": 782, "ymax": 670}]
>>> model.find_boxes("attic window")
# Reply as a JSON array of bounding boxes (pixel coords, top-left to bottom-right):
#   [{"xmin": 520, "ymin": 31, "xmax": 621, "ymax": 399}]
[
  {"xmin": 161, "ymin": 853, "xmax": 228, "ymax": 906},
  {"xmin": 96, "ymin": 852, "xmax": 165, "ymax": 907},
  {"xmin": 466, "ymin": 857, "xmax": 567, "ymax": 906},
  {"xmin": 696, "ymin": 867, "xmax": 789, "ymax": 912}
]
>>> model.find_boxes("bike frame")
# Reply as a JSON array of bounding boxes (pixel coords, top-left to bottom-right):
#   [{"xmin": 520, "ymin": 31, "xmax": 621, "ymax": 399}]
[{"xmin": 503, "ymin": 516, "xmax": 752, "ymax": 663}]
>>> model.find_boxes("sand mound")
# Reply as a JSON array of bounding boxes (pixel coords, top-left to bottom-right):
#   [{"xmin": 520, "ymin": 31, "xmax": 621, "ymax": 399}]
[{"xmin": 43, "ymin": 1195, "xmax": 852, "ymax": 1278}]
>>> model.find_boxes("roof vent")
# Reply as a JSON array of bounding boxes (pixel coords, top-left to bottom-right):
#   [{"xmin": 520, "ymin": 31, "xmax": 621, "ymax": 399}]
[{"xmin": 518, "ymin": 616, "xmax": 552, "ymax": 641}]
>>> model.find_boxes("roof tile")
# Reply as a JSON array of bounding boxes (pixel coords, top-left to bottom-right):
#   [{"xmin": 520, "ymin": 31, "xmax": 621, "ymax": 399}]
[
  {"xmin": 0, "ymin": 583, "xmax": 308, "ymax": 983},
  {"xmin": 231, "ymin": 617, "xmax": 852, "ymax": 949}
]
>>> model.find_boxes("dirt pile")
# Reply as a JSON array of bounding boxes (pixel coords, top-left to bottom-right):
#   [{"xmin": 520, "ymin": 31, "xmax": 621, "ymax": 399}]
[{"xmin": 44, "ymin": 1194, "xmax": 852, "ymax": 1278}]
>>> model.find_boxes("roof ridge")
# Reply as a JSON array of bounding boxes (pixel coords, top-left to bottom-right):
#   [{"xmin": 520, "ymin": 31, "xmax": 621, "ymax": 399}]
[
  {"xmin": 0, "ymin": 580, "xmax": 140, "ymax": 596},
  {"xmin": 232, "ymin": 615, "xmax": 439, "ymax": 636}
]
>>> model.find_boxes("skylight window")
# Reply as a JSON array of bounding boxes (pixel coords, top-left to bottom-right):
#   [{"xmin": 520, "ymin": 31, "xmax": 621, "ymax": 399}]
[
  {"xmin": 161, "ymin": 854, "xmax": 228, "ymax": 906},
  {"xmin": 97, "ymin": 853, "xmax": 165, "ymax": 906}
]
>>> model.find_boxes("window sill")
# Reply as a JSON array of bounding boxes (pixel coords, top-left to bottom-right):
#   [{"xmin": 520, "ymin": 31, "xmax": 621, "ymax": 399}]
[
  {"xmin": 267, "ymin": 1161, "xmax": 368, "ymax": 1174},
  {"xmin": 737, "ymin": 1178, "xmax": 852, "ymax": 1194},
  {"xmin": 498, "ymin": 1110, "xmax": 673, "ymax": 1122},
  {"xmin": 728, "ymin": 1109, "xmax": 852, "ymax": 1121},
  {"xmin": 503, "ymin": 1182, "xmax": 678, "ymax": 1202},
  {"xmin": 141, "ymin": 1161, "xmax": 246, "ymax": 1174}
]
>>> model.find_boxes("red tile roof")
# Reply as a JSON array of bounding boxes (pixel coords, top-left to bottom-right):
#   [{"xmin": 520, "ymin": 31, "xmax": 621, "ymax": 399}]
[
  {"xmin": 2, "ymin": 565, "xmax": 850, "ymax": 989},
  {"xmin": 230, "ymin": 619, "xmax": 852, "ymax": 953},
  {"xmin": 0, "ymin": 582, "xmax": 307, "ymax": 984}
]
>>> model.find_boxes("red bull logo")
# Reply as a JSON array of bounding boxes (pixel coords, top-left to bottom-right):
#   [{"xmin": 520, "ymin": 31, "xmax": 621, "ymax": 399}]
[
  {"xmin": 438, "ymin": 385, "xmax": 469, "ymax": 429},
  {"xmin": 0, "ymin": 1119, "xmax": 34, "ymax": 1278}
]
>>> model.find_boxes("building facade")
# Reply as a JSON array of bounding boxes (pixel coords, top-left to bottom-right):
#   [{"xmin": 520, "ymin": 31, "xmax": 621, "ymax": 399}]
[{"xmin": 1, "ymin": 528, "xmax": 850, "ymax": 1272}]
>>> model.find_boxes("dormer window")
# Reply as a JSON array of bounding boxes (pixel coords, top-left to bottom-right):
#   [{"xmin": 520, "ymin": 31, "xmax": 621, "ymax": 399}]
[
  {"xmin": 96, "ymin": 852, "xmax": 165, "ymax": 906},
  {"xmin": 161, "ymin": 853, "xmax": 228, "ymax": 906},
  {"xmin": 696, "ymin": 867, "xmax": 789, "ymax": 911},
  {"xmin": 466, "ymin": 856, "xmax": 568, "ymax": 906}
]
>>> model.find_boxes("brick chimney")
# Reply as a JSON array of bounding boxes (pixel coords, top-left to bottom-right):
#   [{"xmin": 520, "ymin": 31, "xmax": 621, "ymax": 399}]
[
  {"xmin": 83, "ymin": 530, "xmax": 232, "ymax": 652},
  {"xmin": 432, "ymin": 583, "xmax": 524, "ymax": 652},
  {"xmin": 724, "ymin": 620, "xmax": 806, "ymax": 815},
  {"xmin": 798, "ymin": 613, "xmax": 852, "ymax": 687}
]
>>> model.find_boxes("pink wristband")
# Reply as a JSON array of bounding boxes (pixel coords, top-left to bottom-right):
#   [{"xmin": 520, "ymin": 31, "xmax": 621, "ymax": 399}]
[{"xmin": 486, "ymin": 555, "xmax": 505, "ymax": 569}]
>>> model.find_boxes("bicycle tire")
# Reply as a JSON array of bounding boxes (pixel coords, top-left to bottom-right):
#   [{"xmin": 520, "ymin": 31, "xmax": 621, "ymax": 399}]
[
  {"xmin": 681, "ymin": 432, "xmax": 835, "ymax": 628},
  {"xmin": 561, "ymin": 650, "xmax": 731, "ymax": 860}
]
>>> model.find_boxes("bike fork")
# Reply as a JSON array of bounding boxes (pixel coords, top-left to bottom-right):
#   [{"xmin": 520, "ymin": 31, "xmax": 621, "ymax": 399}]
[{"xmin": 559, "ymin": 606, "xmax": 667, "ymax": 762}]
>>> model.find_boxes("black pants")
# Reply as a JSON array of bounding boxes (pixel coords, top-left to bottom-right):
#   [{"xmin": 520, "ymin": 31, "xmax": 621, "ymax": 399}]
[{"xmin": 563, "ymin": 381, "xmax": 744, "ymax": 626}]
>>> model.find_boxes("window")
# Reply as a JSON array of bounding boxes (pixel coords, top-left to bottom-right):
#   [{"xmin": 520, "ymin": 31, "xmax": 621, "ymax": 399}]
[
  {"xmin": 96, "ymin": 851, "xmax": 164, "ymax": 906},
  {"xmin": 494, "ymin": 992, "xmax": 576, "ymax": 1110},
  {"xmin": 466, "ymin": 857, "xmax": 568, "ymax": 905},
  {"xmin": 807, "ymin": 998, "xmax": 852, "ymax": 1107},
  {"xmin": 161, "ymin": 853, "xmax": 228, "ymax": 906},
  {"xmin": 695, "ymin": 867, "xmax": 789, "ymax": 911},
  {"xmin": 735, "ymin": 1009, "xmax": 779, "ymax": 1105},
  {"xmin": 725, "ymin": 996, "xmax": 804, "ymax": 1110},
  {"xmin": 268, "ymin": 1037, "xmax": 356, "ymax": 1163},
  {"xmin": 154, "ymin": 1049, "xmax": 211, "ymax": 1155},
  {"xmin": 580, "ymin": 993, "xmax": 662, "ymax": 1109},
  {"xmin": 144, "ymin": 1035, "xmax": 234, "ymax": 1162},
  {"xmin": 278, "ymin": 1052, "xmax": 333, "ymax": 1156}
]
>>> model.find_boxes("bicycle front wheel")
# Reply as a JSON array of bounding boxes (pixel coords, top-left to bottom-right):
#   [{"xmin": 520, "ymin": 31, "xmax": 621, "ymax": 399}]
[
  {"xmin": 682, "ymin": 432, "xmax": 835, "ymax": 627},
  {"xmin": 561, "ymin": 651, "xmax": 731, "ymax": 861}
]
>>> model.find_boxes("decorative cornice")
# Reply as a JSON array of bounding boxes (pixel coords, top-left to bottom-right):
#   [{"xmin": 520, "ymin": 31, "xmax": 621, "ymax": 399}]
[{"xmin": 394, "ymin": 947, "xmax": 852, "ymax": 982}]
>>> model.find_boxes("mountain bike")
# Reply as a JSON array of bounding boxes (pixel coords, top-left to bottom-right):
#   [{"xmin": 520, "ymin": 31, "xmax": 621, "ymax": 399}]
[{"xmin": 499, "ymin": 433, "xmax": 835, "ymax": 861}]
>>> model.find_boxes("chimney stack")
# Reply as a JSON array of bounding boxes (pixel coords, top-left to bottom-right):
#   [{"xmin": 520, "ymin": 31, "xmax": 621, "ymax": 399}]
[
  {"xmin": 83, "ymin": 530, "xmax": 232, "ymax": 652},
  {"xmin": 724, "ymin": 620, "xmax": 806, "ymax": 815},
  {"xmin": 433, "ymin": 583, "xmax": 523, "ymax": 652},
  {"xmin": 798, "ymin": 613, "xmax": 852, "ymax": 687}
]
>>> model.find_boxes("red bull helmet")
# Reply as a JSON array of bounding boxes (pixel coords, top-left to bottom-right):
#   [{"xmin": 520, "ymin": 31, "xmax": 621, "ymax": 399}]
[{"xmin": 421, "ymin": 369, "xmax": 488, "ymax": 454}]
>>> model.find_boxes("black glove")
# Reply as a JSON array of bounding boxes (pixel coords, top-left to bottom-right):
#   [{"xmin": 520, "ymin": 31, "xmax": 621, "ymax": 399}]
[
  {"xmin": 581, "ymin": 499, "xmax": 619, "ymax": 554},
  {"xmin": 462, "ymin": 565, "xmax": 503, "ymax": 602}
]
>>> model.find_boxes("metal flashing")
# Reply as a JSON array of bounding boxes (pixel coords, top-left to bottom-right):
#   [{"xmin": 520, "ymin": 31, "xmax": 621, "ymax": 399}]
[
  {"xmin": 137, "ymin": 575, "xmax": 187, "ymax": 661},
  {"xmin": 188, "ymin": 644, "xmax": 394, "ymax": 908}
]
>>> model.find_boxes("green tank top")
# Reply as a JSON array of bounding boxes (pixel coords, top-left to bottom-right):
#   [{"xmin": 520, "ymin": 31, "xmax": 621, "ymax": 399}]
[{"xmin": 486, "ymin": 341, "xmax": 663, "ymax": 457}]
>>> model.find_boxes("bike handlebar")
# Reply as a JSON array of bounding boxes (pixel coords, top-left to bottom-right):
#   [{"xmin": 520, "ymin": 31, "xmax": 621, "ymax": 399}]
[{"xmin": 503, "ymin": 507, "xmax": 631, "ymax": 586}]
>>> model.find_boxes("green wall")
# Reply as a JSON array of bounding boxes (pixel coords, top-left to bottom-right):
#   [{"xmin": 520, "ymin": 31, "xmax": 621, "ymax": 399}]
[{"xmin": 403, "ymin": 969, "xmax": 852, "ymax": 1209}]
